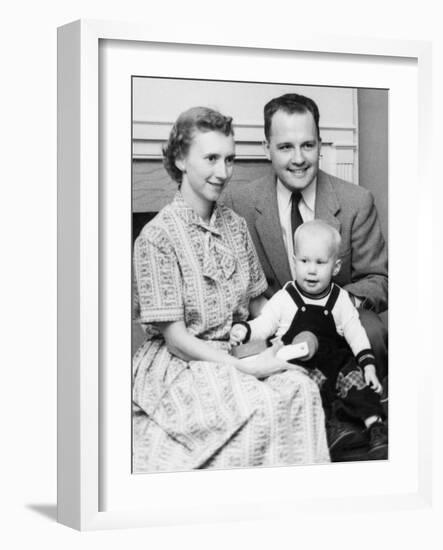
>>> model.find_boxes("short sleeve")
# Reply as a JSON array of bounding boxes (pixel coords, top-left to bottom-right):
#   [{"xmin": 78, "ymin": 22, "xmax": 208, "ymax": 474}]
[
  {"xmin": 133, "ymin": 229, "xmax": 184, "ymax": 324},
  {"xmin": 242, "ymin": 218, "xmax": 267, "ymax": 299}
]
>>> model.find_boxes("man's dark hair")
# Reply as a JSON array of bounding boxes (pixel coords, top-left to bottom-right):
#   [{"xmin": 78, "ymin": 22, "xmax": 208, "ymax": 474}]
[{"xmin": 264, "ymin": 93, "xmax": 320, "ymax": 141}]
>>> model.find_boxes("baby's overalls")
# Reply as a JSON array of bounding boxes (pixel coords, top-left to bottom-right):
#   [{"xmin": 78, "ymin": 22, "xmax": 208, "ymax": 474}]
[{"xmin": 281, "ymin": 282, "xmax": 383, "ymax": 422}]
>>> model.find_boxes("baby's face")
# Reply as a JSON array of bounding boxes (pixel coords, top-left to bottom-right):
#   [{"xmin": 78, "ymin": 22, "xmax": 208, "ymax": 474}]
[{"xmin": 293, "ymin": 232, "xmax": 340, "ymax": 295}]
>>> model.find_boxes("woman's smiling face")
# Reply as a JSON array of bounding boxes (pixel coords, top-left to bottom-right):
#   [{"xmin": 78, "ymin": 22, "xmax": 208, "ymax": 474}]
[{"xmin": 177, "ymin": 130, "xmax": 235, "ymax": 214}]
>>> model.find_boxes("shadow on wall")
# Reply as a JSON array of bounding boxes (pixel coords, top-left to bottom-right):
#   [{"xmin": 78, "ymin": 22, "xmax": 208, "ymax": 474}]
[{"xmin": 358, "ymin": 88, "xmax": 389, "ymax": 243}]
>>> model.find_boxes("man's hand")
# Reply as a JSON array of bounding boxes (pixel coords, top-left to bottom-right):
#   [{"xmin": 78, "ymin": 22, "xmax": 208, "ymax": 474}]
[
  {"xmin": 229, "ymin": 323, "xmax": 248, "ymax": 346},
  {"xmin": 364, "ymin": 364, "xmax": 382, "ymax": 394},
  {"xmin": 349, "ymin": 293, "xmax": 363, "ymax": 309}
]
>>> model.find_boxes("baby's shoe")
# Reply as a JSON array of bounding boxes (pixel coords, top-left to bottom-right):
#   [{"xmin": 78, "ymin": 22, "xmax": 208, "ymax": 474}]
[
  {"xmin": 326, "ymin": 418, "xmax": 366, "ymax": 453},
  {"xmin": 367, "ymin": 421, "xmax": 388, "ymax": 460}
]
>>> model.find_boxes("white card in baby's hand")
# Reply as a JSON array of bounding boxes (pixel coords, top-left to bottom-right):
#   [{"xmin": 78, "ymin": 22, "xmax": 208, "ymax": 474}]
[
  {"xmin": 239, "ymin": 342, "xmax": 309, "ymax": 364},
  {"xmin": 277, "ymin": 342, "xmax": 309, "ymax": 362}
]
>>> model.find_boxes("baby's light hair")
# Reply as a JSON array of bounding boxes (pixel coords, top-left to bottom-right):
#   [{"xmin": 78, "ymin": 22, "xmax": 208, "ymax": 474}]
[{"xmin": 294, "ymin": 220, "xmax": 341, "ymax": 258}]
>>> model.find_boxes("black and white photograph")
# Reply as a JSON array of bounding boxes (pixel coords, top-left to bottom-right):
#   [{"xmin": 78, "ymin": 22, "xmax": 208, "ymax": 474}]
[
  {"xmin": 1, "ymin": 0, "xmax": 440, "ymax": 543},
  {"xmin": 131, "ymin": 77, "xmax": 389, "ymax": 473},
  {"xmin": 4, "ymin": 0, "xmax": 437, "ymax": 543}
]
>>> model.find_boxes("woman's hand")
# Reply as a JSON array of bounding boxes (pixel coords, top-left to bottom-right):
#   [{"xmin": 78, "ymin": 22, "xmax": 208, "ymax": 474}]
[
  {"xmin": 236, "ymin": 341, "xmax": 306, "ymax": 379},
  {"xmin": 157, "ymin": 320, "xmax": 234, "ymax": 364},
  {"xmin": 155, "ymin": 321, "xmax": 307, "ymax": 379}
]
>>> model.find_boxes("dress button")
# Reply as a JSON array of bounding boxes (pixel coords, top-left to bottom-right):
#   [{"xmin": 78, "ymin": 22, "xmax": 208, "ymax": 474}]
[
  {"xmin": 301, "ymin": 306, "xmax": 306, "ymax": 312},
  {"xmin": 324, "ymin": 310, "xmax": 329, "ymax": 315}
]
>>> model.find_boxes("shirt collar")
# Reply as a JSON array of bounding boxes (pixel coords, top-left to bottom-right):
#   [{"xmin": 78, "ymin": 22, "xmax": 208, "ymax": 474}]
[
  {"xmin": 294, "ymin": 280, "xmax": 332, "ymax": 300},
  {"xmin": 276, "ymin": 178, "xmax": 317, "ymax": 212}
]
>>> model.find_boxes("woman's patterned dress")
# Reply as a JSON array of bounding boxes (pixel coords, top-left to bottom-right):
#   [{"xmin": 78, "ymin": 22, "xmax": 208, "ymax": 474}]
[{"xmin": 132, "ymin": 192, "xmax": 329, "ymax": 472}]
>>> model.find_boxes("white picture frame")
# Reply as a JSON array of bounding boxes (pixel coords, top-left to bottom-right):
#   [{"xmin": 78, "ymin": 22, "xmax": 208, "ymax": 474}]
[{"xmin": 57, "ymin": 19, "xmax": 433, "ymax": 531}]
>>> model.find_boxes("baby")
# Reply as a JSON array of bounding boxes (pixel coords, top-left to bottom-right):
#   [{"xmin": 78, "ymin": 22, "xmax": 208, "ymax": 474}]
[{"xmin": 230, "ymin": 220, "xmax": 388, "ymax": 459}]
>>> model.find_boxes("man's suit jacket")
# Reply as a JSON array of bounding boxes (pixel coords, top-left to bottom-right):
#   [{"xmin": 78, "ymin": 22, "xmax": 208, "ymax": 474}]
[{"xmin": 222, "ymin": 169, "xmax": 388, "ymax": 313}]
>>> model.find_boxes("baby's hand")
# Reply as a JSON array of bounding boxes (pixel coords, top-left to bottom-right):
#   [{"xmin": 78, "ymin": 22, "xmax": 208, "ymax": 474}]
[
  {"xmin": 229, "ymin": 323, "xmax": 248, "ymax": 346},
  {"xmin": 364, "ymin": 364, "xmax": 382, "ymax": 394}
]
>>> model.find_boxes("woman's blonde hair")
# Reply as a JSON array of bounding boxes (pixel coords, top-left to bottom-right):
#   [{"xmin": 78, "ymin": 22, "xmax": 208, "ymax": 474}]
[{"xmin": 162, "ymin": 106, "xmax": 234, "ymax": 184}]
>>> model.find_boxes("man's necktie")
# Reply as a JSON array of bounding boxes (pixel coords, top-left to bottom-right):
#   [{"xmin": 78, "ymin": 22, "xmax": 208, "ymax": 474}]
[{"xmin": 291, "ymin": 191, "xmax": 304, "ymax": 239}]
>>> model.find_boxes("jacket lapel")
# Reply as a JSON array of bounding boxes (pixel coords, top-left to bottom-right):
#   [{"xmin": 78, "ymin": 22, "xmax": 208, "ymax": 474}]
[
  {"xmin": 253, "ymin": 170, "xmax": 341, "ymax": 289},
  {"xmin": 254, "ymin": 174, "xmax": 292, "ymax": 287},
  {"xmin": 315, "ymin": 170, "xmax": 341, "ymax": 233}
]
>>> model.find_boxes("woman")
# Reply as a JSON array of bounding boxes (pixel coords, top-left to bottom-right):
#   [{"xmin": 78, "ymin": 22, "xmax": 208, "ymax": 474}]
[{"xmin": 133, "ymin": 106, "xmax": 329, "ymax": 472}]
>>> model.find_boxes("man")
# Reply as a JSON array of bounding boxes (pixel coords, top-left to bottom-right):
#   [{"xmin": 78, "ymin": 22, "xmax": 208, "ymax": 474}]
[{"xmin": 222, "ymin": 93, "xmax": 388, "ymax": 454}]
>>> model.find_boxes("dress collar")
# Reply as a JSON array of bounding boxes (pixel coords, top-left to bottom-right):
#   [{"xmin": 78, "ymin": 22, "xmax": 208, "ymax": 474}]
[
  {"xmin": 171, "ymin": 192, "xmax": 236, "ymax": 281},
  {"xmin": 172, "ymin": 191, "xmax": 222, "ymax": 235}
]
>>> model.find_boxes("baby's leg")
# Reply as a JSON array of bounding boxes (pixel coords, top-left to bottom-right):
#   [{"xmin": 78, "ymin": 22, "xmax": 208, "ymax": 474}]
[
  {"xmin": 335, "ymin": 358, "xmax": 384, "ymax": 422},
  {"xmin": 307, "ymin": 367, "xmax": 367, "ymax": 455}
]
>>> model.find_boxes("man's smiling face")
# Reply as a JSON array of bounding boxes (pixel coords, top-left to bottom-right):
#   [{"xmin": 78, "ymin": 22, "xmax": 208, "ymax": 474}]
[{"xmin": 265, "ymin": 109, "xmax": 321, "ymax": 192}]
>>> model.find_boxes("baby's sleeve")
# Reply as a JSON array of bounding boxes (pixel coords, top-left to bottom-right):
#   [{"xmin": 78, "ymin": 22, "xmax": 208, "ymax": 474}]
[
  {"xmin": 338, "ymin": 290, "xmax": 372, "ymax": 357},
  {"xmin": 248, "ymin": 291, "xmax": 285, "ymax": 341}
]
